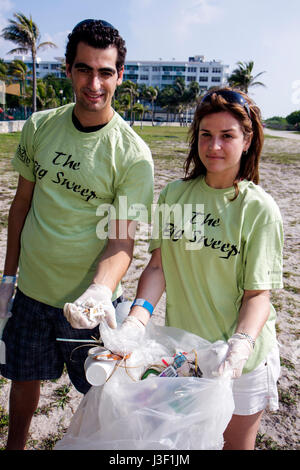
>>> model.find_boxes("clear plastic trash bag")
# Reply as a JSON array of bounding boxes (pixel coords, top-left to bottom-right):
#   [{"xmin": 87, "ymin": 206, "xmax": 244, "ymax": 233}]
[{"xmin": 55, "ymin": 319, "xmax": 234, "ymax": 450}]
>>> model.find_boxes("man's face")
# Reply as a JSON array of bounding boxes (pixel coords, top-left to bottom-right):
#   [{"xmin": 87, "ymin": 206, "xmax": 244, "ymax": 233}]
[{"xmin": 66, "ymin": 41, "xmax": 124, "ymax": 125}]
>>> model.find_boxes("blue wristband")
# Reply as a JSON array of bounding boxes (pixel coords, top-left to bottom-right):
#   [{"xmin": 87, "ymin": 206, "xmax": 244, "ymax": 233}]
[
  {"xmin": 1, "ymin": 275, "xmax": 17, "ymax": 284},
  {"xmin": 131, "ymin": 298, "xmax": 154, "ymax": 316}
]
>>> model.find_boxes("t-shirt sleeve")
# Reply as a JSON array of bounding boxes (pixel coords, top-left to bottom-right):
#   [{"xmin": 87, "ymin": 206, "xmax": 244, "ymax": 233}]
[
  {"xmin": 112, "ymin": 157, "xmax": 154, "ymax": 223},
  {"xmin": 11, "ymin": 117, "xmax": 36, "ymax": 182},
  {"xmin": 243, "ymin": 219, "xmax": 284, "ymax": 290}
]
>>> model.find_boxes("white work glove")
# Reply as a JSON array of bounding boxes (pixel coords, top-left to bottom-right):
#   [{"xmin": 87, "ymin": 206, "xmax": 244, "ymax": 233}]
[
  {"xmin": 99, "ymin": 315, "xmax": 146, "ymax": 357},
  {"xmin": 63, "ymin": 284, "xmax": 117, "ymax": 329},
  {"xmin": 0, "ymin": 276, "xmax": 16, "ymax": 319},
  {"xmin": 217, "ymin": 333, "xmax": 254, "ymax": 379}
]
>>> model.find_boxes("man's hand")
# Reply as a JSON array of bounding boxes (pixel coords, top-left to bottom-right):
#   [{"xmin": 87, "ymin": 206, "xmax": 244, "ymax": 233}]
[
  {"xmin": 0, "ymin": 276, "xmax": 16, "ymax": 319},
  {"xmin": 64, "ymin": 284, "xmax": 117, "ymax": 329},
  {"xmin": 217, "ymin": 334, "xmax": 254, "ymax": 379}
]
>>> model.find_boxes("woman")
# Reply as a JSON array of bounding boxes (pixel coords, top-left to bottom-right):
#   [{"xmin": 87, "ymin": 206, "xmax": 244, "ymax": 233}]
[{"xmin": 113, "ymin": 87, "xmax": 284, "ymax": 450}]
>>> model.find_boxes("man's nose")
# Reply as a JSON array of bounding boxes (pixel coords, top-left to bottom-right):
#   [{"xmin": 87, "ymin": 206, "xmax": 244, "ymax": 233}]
[{"xmin": 88, "ymin": 73, "xmax": 102, "ymax": 90}]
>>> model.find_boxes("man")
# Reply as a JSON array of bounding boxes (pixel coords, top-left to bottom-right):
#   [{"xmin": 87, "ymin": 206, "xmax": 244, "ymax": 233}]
[{"xmin": 0, "ymin": 19, "xmax": 153, "ymax": 450}]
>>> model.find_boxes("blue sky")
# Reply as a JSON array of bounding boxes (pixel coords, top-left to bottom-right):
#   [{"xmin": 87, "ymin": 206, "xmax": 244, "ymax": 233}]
[{"xmin": 0, "ymin": 0, "xmax": 299, "ymax": 118}]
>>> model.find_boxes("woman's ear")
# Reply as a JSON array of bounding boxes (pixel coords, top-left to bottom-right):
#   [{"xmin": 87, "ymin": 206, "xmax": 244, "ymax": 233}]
[{"xmin": 243, "ymin": 132, "xmax": 253, "ymax": 153}]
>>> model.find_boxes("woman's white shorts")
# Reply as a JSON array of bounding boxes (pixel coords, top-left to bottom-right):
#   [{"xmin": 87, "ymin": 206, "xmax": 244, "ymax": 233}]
[{"xmin": 232, "ymin": 345, "xmax": 281, "ymax": 416}]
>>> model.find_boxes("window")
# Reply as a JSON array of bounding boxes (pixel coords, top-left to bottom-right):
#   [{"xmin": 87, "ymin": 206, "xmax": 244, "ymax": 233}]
[
  {"xmin": 212, "ymin": 67, "xmax": 222, "ymax": 73},
  {"xmin": 124, "ymin": 74, "xmax": 138, "ymax": 81},
  {"xmin": 199, "ymin": 76, "xmax": 208, "ymax": 82},
  {"xmin": 152, "ymin": 66, "xmax": 161, "ymax": 71},
  {"xmin": 188, "ymin": 67, "xmax": 197, "ymax": 72},
  {"xmin": 140, "ymin": 75, "xmax": 149, "ymax": 80},
  {"xmin": 125, "ymin": 65, "xmax": 138, "ymax": 71},
  {"xmin": 200, "ymin": 67, "xmax": 209, "ymax": 73},
  {"xmin": 211, "ymin": 76, "xmax": 221, "ymax": 82},
  {"xmin": 187, "ymin": 76, "xmax": 196, "ymax": 81}
]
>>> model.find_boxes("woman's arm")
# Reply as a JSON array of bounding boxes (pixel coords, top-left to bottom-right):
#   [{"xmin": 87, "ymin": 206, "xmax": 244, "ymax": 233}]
[
  {"xmin": 235, "ymin": 289, "xmax": 270, "ymax": 341},
  {"xmin": 128, "ymin": 247, "xmax": 166, "ymax": 326},
  {"xmin": 219, "ymin": 289, "xmax": 271, "ymax": 378}
]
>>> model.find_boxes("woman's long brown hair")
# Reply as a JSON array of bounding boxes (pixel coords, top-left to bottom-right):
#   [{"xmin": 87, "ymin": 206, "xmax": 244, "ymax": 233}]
[{"xmin": 183, "ymin": 87, "xmax": 264, "ymax": 199}]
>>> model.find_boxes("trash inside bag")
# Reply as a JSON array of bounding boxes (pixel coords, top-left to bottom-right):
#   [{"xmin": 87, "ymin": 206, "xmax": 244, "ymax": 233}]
[{"xmin": 55, "ymin": 318, "xmax": 234, "ymax": 450}]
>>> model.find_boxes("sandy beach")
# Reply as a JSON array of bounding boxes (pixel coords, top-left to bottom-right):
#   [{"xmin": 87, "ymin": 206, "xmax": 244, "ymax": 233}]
[{"xmin": 0, "ymin": 129, "xmax": 299, "ymax": 450}]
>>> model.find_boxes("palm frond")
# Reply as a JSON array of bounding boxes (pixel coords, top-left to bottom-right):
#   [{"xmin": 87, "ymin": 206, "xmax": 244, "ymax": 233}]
[{"xmin": 37, "ymin": 41, "xmax": 57, "ymax": 50}]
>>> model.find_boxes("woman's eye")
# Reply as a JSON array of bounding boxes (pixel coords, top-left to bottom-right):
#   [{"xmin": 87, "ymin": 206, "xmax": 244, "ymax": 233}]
[{"xmin": 200, "ymin": 132, "xmax": 210, "ymax": 137}]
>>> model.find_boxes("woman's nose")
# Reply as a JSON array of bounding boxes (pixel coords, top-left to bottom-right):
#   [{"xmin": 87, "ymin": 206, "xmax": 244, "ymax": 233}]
[{"xmin": 209, "ymin": 136, "xmax": 222, "ymax": 150}]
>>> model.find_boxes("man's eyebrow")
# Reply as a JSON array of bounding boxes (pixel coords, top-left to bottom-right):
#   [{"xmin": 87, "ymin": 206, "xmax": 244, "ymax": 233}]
[
  {"xmin": 74, "ymin": 62, "xmax": 93, "ymax": 70},
  {"xmin": 74, "ymin": 63, "xmax": 116, "ymax": 73}
]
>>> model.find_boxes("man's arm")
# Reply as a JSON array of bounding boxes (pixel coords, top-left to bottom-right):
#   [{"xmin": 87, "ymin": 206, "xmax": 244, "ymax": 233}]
[
  {"xmin": 4, "ymin": 175, "xmax": 35, "ymax": 275},
  {"xmin": 0, "ymin": 176, "xmax": 34, "ymax": 318},
  {"xmin": 92, "ymin": 219, "xmax": 137, "ymax": 292},
  {"xmin": 63, "ymin": 220, "xmax": 137, "ymax": 329}
]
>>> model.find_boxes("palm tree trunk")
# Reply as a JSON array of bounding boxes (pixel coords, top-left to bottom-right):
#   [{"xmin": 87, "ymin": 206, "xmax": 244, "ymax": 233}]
[{"xmin": 32, "ymin": 48, "xmax": 37, "ymax": 113}]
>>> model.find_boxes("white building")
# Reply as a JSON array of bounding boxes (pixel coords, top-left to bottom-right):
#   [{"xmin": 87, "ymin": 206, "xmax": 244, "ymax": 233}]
[
  {"xmin": 4, "ymin": 56, "xmax": 65, "ymax": 80},
  {"xmin": 5, "ymin": 54, "xmax": 229, "ymax": 90},
  {"xmin": 123, "ymin": 55, "xmax": 229, "ymax": 90}
]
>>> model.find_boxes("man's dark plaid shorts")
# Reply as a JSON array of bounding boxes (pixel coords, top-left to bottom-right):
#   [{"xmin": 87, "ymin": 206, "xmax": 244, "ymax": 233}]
[{"xmin": 0, "ymin": 288, "xmax": 123, "ymax": 394}]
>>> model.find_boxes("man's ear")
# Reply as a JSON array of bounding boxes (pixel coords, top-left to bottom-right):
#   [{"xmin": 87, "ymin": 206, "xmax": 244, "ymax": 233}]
[
  {"xmin": 117, "ymin": 65, "xmax": 124, "ymax": 86},
  {"xmin": 66, "ymin": 63, "xmax": 72, "ymax": 78}
]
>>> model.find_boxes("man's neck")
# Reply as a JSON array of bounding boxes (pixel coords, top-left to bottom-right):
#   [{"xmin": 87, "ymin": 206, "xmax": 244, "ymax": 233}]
[{"xmin": 73, "ymin": 105, "xmax": 114, "ymax": 128}]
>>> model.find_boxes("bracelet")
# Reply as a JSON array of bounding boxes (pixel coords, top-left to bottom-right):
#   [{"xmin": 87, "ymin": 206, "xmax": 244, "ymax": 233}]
[
  {"xmin": 131, "ymin": 298, "xmax": 154, "ymax": 316},
  {"xmin": 1, "ymin": 275, "xmax": 17, "ymax": 285},
  {"xmin": 233, "ymin": 332, "xmax": 256, "ymax": 348}
]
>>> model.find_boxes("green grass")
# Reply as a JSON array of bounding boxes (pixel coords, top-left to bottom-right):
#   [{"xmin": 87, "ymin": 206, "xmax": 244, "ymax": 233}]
[
  {"xmin": 133, "ymin": 125, "xmax": 189, "ymax": 145},
  {"xmin": 0, "ymin": 133, "xmax": 20, "ymax": 161}
]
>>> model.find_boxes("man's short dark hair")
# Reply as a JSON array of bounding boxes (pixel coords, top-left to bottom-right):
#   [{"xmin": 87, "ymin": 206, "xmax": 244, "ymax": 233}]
[{"xmin": 65, "ymin": 19, "xmax": 127, "ymax": 72}]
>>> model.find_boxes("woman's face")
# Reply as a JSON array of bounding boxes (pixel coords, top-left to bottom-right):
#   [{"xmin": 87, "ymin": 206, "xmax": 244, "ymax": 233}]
[{"xmin": 198, "ymin": 111, "xmax": 251, "ymax": 188}]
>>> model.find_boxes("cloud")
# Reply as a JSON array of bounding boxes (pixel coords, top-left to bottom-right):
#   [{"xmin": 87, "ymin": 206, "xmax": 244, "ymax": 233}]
[
  {"xmin": 0, "ymin": 0, "xmax": 14, "ymax": 57},
  {"xmin": 126, "ymin": 0, "xmax": 223, "ymax": 60},
  {"xmin": 177, "ymin": 0, "xmax": 223, "ymax": 33},
  {"xmin": 40, "ymin": 30, "xmax": 70, "ymax": 60}
]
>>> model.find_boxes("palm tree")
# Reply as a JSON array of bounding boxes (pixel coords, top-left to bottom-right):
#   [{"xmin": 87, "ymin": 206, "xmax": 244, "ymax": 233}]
[
  {"xmin": 228, "ymin": 61, "xmax": 266, "ymax": 93},
  {"xmin": 8, "ymin": 59, "xmax": 28, "ymax": 95},
  {"xmin": 0, "ymin": 59, "xmax": 9, "ymax": 82},
  {"xmin": 8, "ymin": 59, "xmax": 29, "ymax": 117},
  {"xmin": 1, "ymin": 12, "xmax": 57, "ymax": 112},
  {"xmin": 118, "ymin": 80, "xmax": 139, "ymax": 125},
  {"xmin": 145, "ymin": 86, "xmax": 158, "ymax": 125}
]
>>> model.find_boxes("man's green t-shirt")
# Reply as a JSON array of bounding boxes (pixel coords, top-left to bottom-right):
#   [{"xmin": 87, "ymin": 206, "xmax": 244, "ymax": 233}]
[
  {"xmin": 150, "ymin": 177, "xmax": 283, "ymax": 373},
  {"xmin": 13, "ymin": 104, "xmax": 154, "ymax": 308}
]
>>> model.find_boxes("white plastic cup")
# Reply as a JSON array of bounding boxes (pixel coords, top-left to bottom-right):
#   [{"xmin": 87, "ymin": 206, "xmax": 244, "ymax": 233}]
[{"xmin": 84, "ymin": 355, "xmax": 116, "ymax": 386}]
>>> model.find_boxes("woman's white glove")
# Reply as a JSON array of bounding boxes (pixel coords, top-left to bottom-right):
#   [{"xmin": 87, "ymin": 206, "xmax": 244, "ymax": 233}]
[
  {"xmin": 63, "ymin": 284, "xmax": 117, "ymax": 329},
  {"xmin": 0, "ymin": 276, "xmax": 16, "ymax": 319},
  {"xmin": 99, "ymin": 316, "xmax": 145, "ymax": 357},
  {"xmin": 217, "ymin": 334, "xmax": 254, "ymax": 379}
]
